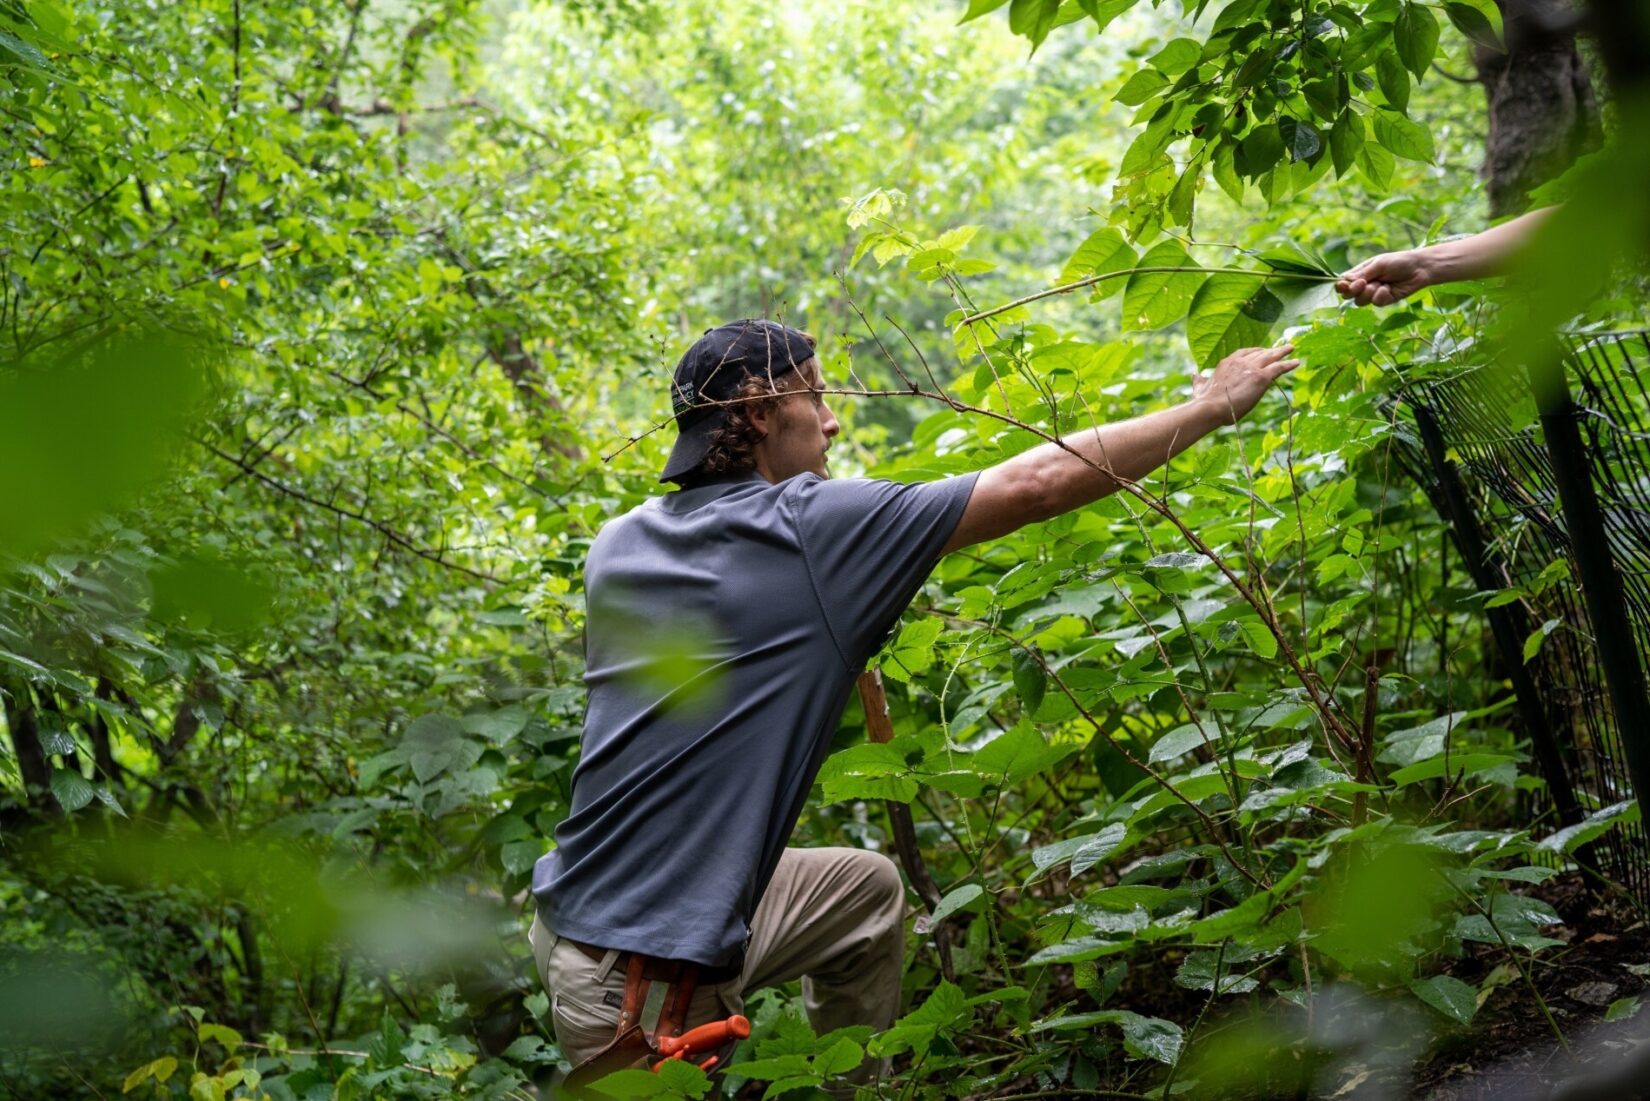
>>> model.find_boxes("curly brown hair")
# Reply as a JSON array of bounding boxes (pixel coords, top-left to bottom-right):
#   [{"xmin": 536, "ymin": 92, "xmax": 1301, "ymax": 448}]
[{"xmin": 680, "ymin": 335, "xmax": 818, "ymax": 485}]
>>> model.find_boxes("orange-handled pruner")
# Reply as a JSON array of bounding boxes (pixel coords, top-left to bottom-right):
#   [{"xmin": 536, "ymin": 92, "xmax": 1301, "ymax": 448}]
[{"xmin": 652, "ymin": 1014, "xmax": 751, "ymax": 1072}]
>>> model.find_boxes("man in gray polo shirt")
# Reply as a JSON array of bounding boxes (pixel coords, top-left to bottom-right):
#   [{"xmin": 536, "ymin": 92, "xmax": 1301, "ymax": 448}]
[{"xmin": 528, "ymin": 319, "xmax": 1298, "ymax": 1082}]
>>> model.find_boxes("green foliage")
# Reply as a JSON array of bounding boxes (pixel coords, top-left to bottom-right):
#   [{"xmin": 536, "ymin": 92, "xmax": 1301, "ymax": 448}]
[{"xmin": 975, "ymin": 0, "xmax": 1505, "ymax": 236}]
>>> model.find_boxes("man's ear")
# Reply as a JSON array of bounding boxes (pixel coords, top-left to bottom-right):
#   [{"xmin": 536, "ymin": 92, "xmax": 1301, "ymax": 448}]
[{"xmin": 747, "ymin": 402, "xmax": 773, "ymax": 439}]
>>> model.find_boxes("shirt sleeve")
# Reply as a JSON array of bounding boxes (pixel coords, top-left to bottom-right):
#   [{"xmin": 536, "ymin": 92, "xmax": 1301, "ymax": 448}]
[{"xmin": 787, "ymin": 472, "xmax": 979, "ymax": 670}]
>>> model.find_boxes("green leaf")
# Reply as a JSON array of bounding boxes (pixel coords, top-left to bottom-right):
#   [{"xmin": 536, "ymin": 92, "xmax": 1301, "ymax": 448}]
[
  {"xmin": 1167, "ymin": 161, "xmax": 1201, "ymax": 226},
  {"xmin": 1328, "ymin": 110, "xmax": 1366, "ymax": 176},
  {"xmin": 1148, "ymin": 38, "xmax": 1202, "ymax": 75},
  {"xmin": 1410, "ymin": 975, "xmax": 1480, "ymax": 1024},
  {"xmin": 1237, "ymin": 123, "xmax": 1285, "ymax": 177},
  {"xmin": 1211, "ymin": 0, "xmax": 1265, "ymax": 34},
  {"xmin": 1446, "ymin": 0, "xmax": 1502, "ymax": 49},
  {"xmin": 1212, "ymin": 141, "xmax": 1244, "ymax": 200},
  {"xmin": 590, "ymin": 1068, "xmax": 674, "ymax": 1098},
  {"xmin": 959, "ymin": 0, "xmax": 1011, "ymax": 22},
  {"xmin": 1012, "ymin": 648, "xmax": 1046, "ymax": 714},
  {"xmin": 1277, "ymin": 117, "xmax": 1320, "ymax": 163},
  {"xmin": 1186, "ymin": 273, "xmax": 1281, "ymax": 370},
  {"xmin": 461, "ymin": 705, "xmax": 528, "ymax": 745},
  {"xmin": 1076, "ymin": 0, "xmax": 1139, "ymax": 33},
  {"xmin": 1373, "ymin": 109, "xmax": 1435, "ymax": 162},
  {"xmin": 1176, "ymin": 951, "xmax": 1259, "ymax": 994},
  {"xmin": 1238, "ymin": 619, "xmax": 1278, "ymax": 657},
  {"xmin": 1377, "ymin": 49, "xmax": 1410, "ymax": 111},
  {"xmin": 1008, "ymin": 0, "xmax": 1065, "ymax": 47},
  {"xmin": 1032, "ymin": 822, "xmax": 1128, "ymax": 880},
  {"xmin": 1537, "ymin": 799, "xmax": 1639, "ymax": 854},
  {"xmin": 1357, "ymin": 140, "xmax": 1396, "ymax": 188},
  {"xmin": 1395, "ymin": 2, "xmax": 1441, "ymax": 79},
  {"xmin": 761, "ymin": 1077, "xmax": 822, "ymax": 1101},
  {"xmin": 654, "ymin": 1058, "xmax": 711, "ymax": 1098},
  {"xmin": 1605, "ymin": 996, "xmax": 1643, "ymax": 1022},
  {"xmin": 501, "ymin": 840, "xmax": 542, "ymax": 876},
  {"xmin": 198, "ymin": 1023, "xmax": 243, "ymax": 1053},
  {"xmin": 1302, "ymin": 77, "xmax": 1344, "ymax": 122},
  {"xmin": 123, "ymin": 1056, "xmax": 179, "ymax": 1092},
  {"xmin": 1390, "ymin": 753, "xmax": 1516, "ymax": 786},
  {"xmin": 813, "ymin": 1036, "xmax": 864, "ymax": 1077},
  {"xmin": 972, "ymin": 723, "xmax": 1075, "ymax": 785},
  {"xmin": 0, "ymin": 28, "xmax": 50, "ymax": 71},
  {"xmin": 1522, "ymin": 617, "xmax": 1563, "ymax": 662},
  {"xmin": 731, "ymin": 1055, "xmax": 813, "ymax": 1081},
  {"xmin": 890, "ymin": 617, "xmax": 944, "ymax": 675},
  {"xmin": 818, "ymin": 742, "xmax": 918, "ymax": 804},
  {"xmin": 1030, "ymin": 1010, "xmax": 1183, "ymax": 1063},
  {"xmin": 50, "ymin": 767, "xmax": 95, "ymax": 812},
  {"xmin": 1114, "ymin": 68, "xmax": 1169, "ymax": 106},
  {"xmin": 1059, "ymin": 227, "xmax": 1138, "ymax": 292},
  {"xmin": 1148, "ymin": 723, "xmax": 1215, "ymax": 763},
  {"xmin": 929, "ymin": 883, "xmax": 985, "ymax": 925},
  {"xmin": 1123, "ymin": 241, "xmax": 1205, "ymax": 330}
]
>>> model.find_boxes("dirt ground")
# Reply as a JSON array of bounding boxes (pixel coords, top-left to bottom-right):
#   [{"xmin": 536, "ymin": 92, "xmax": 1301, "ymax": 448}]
[{"xmin": 1408, "ymin": 872, "xmax": 1650, "ymax": 1101}]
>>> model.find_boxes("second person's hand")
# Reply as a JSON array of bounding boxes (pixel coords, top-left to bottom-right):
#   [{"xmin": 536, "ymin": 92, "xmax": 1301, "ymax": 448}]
[{"xmin": 1335, "ymin": 250, "xmax": 1434, "ymax": 307}]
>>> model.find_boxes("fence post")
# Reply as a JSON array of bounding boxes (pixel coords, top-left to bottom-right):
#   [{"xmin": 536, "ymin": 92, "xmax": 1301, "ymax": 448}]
[
  {"xmin": 1409, "ymin": 400, "xmax": 1583, "ymax": 826},
  {"xmin": 1530, "ymin": 354, "xmax": 1650, "ymax": 830}
]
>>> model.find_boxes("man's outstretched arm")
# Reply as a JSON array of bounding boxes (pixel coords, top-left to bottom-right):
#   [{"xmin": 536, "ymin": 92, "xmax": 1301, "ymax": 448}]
[
  {"xmin": 1336, "ymin": 206, "xmax": 1556, "ymax": 307},
  {"xmin": 942, "ymin": 344, "xmax": 1298, "ymax": 555}
]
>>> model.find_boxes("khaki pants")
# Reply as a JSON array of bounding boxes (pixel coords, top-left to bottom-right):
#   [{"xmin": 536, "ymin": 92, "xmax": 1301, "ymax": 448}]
[{"xmin": 529, "ymin": 847, "xmax": 905, "ymax": 1082}]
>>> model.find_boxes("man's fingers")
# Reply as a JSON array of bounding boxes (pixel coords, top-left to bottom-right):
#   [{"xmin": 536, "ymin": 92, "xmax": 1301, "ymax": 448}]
[
  {"xmin": 1268, "ymin": 358, "xmax": 1302, "ymax": 378},
  {"xmin": 1231, "ymin": 344, "xmax": 1292, "ymax": 367}
]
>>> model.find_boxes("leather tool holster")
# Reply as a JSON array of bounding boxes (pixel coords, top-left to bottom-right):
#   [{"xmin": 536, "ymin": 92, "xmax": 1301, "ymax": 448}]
[{"xmin": 559, "ymin": 951, "xmax": 749, "ymax": 1099}]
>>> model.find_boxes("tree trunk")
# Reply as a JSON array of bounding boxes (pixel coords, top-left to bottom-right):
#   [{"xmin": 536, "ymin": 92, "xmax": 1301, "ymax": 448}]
[{"xmin": 1476, "ymin": 0, "xmax": 1602, "ymax": 217}]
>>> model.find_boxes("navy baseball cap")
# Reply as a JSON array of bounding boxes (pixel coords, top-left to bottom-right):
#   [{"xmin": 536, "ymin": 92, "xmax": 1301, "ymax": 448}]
[{"xmin": 660, "ymin": 319, "xmax": 817, "ymax": 484}]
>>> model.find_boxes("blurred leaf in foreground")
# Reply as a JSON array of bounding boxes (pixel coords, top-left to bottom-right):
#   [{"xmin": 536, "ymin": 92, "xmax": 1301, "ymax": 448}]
[{"xmin": 0, "ymin": 330, "xmax": 208, "ymax": 557}]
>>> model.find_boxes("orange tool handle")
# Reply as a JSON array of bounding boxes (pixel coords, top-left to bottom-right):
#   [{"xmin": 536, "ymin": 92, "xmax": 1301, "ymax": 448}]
[{"xmin": 655, "ymin": 1015, "xmax": 751, "ymax": 1058}]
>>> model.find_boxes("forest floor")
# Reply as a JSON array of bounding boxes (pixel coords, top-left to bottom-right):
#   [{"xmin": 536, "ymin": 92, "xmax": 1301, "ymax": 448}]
[
  {"xmin": 898, "ymin": 872, "xmax": 1650, "ymax": 1101},
  {"xmin": 1408, "ymin": 872, "xmax": 1650, "ymax": 1101}
]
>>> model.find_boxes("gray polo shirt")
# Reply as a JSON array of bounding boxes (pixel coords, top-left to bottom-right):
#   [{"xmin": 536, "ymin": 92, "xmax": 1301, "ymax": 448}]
[{"xmin": 531, "ymin": 469, "xmax": 978, "ymax": 967}]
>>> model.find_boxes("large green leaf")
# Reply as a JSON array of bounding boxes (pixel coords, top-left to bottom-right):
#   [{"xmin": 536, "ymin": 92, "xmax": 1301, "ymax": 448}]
[
  {"xmin": 1186, "ymin": 272, "xmax": 1281, "ymax": 369},
  {"xmin": 1329, "ymin": 109, "xmax": 1365, "ymax": 176},
  {"xmin": 1445, "ymin": 0, "xmax": 1502, "ymax": 48},
  {"xmin": 1374, "ymin": 108, "xmax": 1435, "ymax": 162},
  {"xmin": 1148, "ymin": 38, "xmax": 1202, "ymax": 75},
  {"xmin": 959, "ymin": 0, "xmax": 1011, "ymax": 20},
  {"xmin": 1410, "ymin": 975, "xmax": 1480, "ymax": 1025},
  {"xmin": 972, "ymin": 723, "xmax": 1077, "ymax": 785},
  {"xmin": 1059, "ymin": 227, "xmax": 1138, "ymax": 294},
  {"xmin": 1123, "ymin": 241, "xmax": 1206, "ymax": 330},
  {"xmin": 50, "ymin": 767, "xmax": 95, "ymax": 812},
  {"xmin": 1395, "ymin": 2, "xmax": 1440, "ymax": 78},
  {"xmin": 1030, "ymin": 1010, "xmax": 1183, "ymax": 1063}
]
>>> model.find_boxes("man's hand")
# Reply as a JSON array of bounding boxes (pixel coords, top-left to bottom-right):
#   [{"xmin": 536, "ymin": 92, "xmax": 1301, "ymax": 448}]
[
  {"xmin": 1335, "ymin": 250, "xmax": 1433, "ymax": 307},
  {"xmin": 1335, "ymin": 207, "xmax": 1557, "ymax": 308},
  {"xmin": 1192, "ymin": 344, "xmax": 1301, "ymax": 425}
]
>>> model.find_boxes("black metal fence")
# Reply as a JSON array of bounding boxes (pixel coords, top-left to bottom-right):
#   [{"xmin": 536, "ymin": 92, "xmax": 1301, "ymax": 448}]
[{"xmin": 1393, "ymin": 330, "xmax": 1650, "ymax": 902}]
